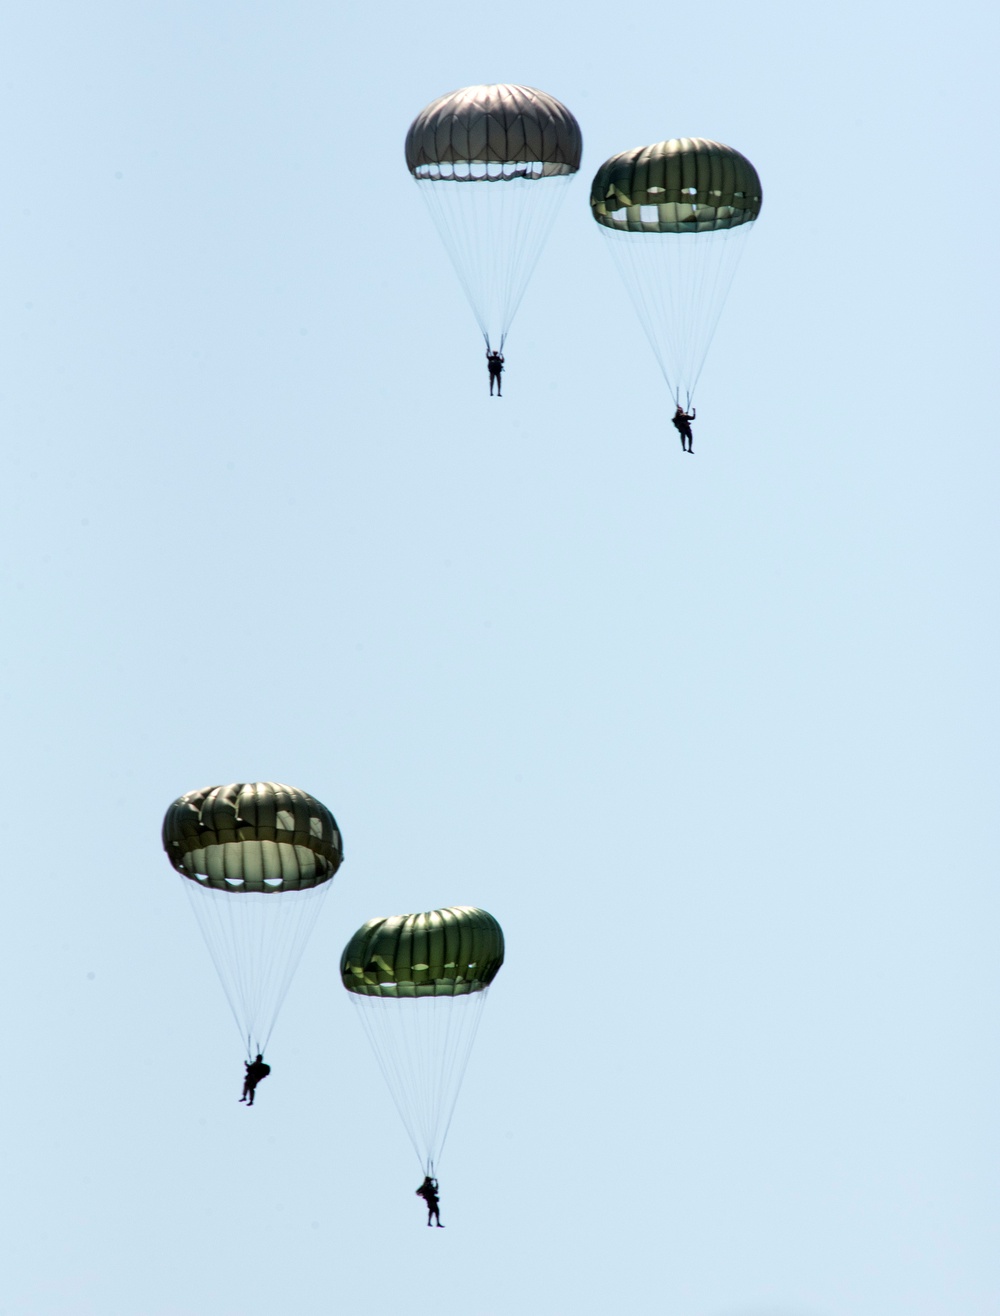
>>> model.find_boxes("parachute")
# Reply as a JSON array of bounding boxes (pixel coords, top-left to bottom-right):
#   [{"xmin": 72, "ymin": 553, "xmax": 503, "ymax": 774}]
[
  {"xmin": 406, "ymin": 83, "xmax": 582, "ymax": 352},
  {"xmin": 163, "ymin": 781, "xmax": 343, "ymax": 1057},
  {"xmin": 590, "ymin": 137, "xmax": 762, "ymax": 407},
  {"xmin": 342, "ymin": 905, "xmax": 504, "ymax": 1173}
]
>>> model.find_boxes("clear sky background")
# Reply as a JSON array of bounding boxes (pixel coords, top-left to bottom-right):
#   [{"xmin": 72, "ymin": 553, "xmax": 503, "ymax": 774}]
[{"xmin": 0, "ymin": 2, "xmax": 996, "ymax": 1313}]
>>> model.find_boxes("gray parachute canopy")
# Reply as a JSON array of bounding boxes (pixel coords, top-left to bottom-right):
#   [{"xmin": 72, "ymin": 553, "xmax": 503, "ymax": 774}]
[
  {"xmin": 405, "ymin": 84, "xmax": 582, "ymax": 180},
  {"xmin": 341, "ymin": 906, "xmax": 504, "ymax": 998},
  {"xmin": 162, "ymin": 781, "xmax": 343, "ymax": 894},
  {"xmin": 590, "ymin": 137, "xmax": 762, "ymax": 233}
]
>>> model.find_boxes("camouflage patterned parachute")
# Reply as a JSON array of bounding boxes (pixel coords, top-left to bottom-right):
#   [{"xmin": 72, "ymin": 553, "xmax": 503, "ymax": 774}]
[
  {"xmin": 163, "ymin": 781, "xmax": 343, "ymax": 1057},
  {"xmin": 342, "ymin": 906, "xmax": 504, "ymax": 1172},
  {"xmin": 591, "ymin": 137, "xmax": 762, "ymax": 407},
  {"xmin": 406, "ymin": 84, "xmax": 582, "ymax": 354}
]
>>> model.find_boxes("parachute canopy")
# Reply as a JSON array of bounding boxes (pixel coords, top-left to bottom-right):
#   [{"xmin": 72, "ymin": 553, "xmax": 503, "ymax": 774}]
[
  {"xmin": 163, "ymin": 781, "xmax": 342, "ymax": 892},
  {"xmin": 590, "ymin": 137, "xmax": 761, "ymax": 407},
  {"xmin": 341, "ymin": 905, "xmax": 504, "ymax": 998},
  {"xmin": 590, "ymin": 137, "xmax": 761, "ymax": 233},
  {"xmin": 405, "ymin": 84, "xmax": 581, "ymax": 351},
  {"xmin": 342, "ymin": 906, "xmax": 504, "ymax": 1173},
  {"xmin": 163, "ymin": 782, "xmax": 343, "ymax": 1056},
  {"xmin": 405, "ymin": 83, "xmax": 582, "ymax": 180}
]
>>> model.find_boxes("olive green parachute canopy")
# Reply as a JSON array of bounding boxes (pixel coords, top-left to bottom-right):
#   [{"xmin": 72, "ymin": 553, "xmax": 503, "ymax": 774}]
[
  {"xmin": 342, "ymin": 906, "xmax": 504, "ymax": 998},
  {"xmin": 405, "ymin": 84, "xmax": 582, "ymax": 180},
  {"xmin": 163, "ymin": 782, "xmax": 343, "ymax": 894},
  {"xmin": 590, "ymin": 138, "xmax": 762, "ymax": 234}
]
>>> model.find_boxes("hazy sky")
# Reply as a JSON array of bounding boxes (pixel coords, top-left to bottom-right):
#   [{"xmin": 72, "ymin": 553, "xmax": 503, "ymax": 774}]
[{"xmin": 1, "ymin": 2, "xmax": 997, "ymax": 1313}]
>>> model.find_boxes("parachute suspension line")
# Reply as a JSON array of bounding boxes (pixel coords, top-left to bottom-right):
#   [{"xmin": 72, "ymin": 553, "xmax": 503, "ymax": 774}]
[
  {"xmin": 416, "ymin": 173, "xmax": 573, "ymax": 350},
  {"xmin": 183, "ymin": 880, "xmax": 331, "ymax": 1056},
  {"xmin": 600, "ymin": 222, "xmax": 754, "ymax": 405},
  {"xmin": 491, "ymin": 174, "xmax": 563, "ymax": 349},
  {"xmin": 352, "ymin": 994, "xmax": 435, "ymax": 1170},
  {"xmin": 483, "ymin": 330, "xmax": 507, "ymax": 354},
  {"xmin": 603, "ymin": 230, "xmax": 676, "ymax": 402},
  {"xmin": 686, "ymin": 224, "xmax": 753, "ymax": 401},
  {"xmin": 685, "ymin": 226, "xmax": 747, "ymax": 402},
  {"xmin": 351, "ymin": 990, "xmax": 490, "ymax": 1173},
  {"xmin": 431, "ymin": 991, "xmax": 489, "ymax": 1170}
]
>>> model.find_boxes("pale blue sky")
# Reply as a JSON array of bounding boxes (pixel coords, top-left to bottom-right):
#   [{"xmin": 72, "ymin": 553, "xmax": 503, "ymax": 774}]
[{"xmin": 0, "ymin": 2, "xmax": 997, "ymax": 1313}]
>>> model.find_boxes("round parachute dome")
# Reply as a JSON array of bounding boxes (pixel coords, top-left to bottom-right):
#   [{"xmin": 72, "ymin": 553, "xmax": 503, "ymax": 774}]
[
  {"xmin": 342, "ymin": 906, "xmax": 504, "ymax": 998},
  {"xmin": 162, "ymin": 781, "xmax": 343, "ymax": 894},
  {"xmin": 405, "ymin": 84, "xmax": 582, "ymax": 180},
  {"xmin": 591, "ymin": 138, "xmax": 761, "ymax": 233}
]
